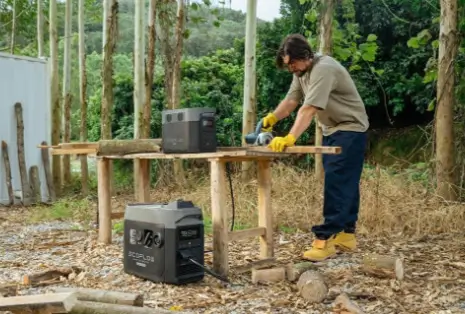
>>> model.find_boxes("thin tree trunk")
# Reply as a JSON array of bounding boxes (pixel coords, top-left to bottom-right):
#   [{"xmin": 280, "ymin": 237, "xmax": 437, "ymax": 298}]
[
  {"xmin": 315, "ymin": 0, "xmax": 333, "ymax": 182},
  {"xmin": 49, "ymin": 0, "xmax": 61, "ymax": 195},
  {"xmin": 133, "ymin": 0, "xmax": 146, "ymax": 196},
  {"xmin": 10, "ymin": 0, "xmax": 16, "ymax": 54},
  {"xmin": 101, "ymin": 0, "xmax": 118, "ymax": 195},
  {"xmin": 171, "ymin": 0, "xmax": 186, "ymax": 183},
  {"xmin": 62, "ymin": 0, "xmax": 73, "ymax": 186},
  {"xmin": 37, "ymin": 0, "xmax": 44, "ymax": 57},
  {"xmin": 79, "ymin": 0, "xmax": 89, "ymax": 196},
  {"xmin": 241, "ymin": 0, "xmax": 257, "ymax": 181},
  {"xmin": 145, "ymin": 0, "xmax": 157, "ymax": 139},
  {"xmin": 435, "ymin": 0, "xmax": 458, "ymax": 201}
]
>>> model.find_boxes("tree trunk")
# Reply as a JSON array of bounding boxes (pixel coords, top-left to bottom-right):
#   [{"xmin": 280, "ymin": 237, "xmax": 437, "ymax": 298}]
[
  {"xmin": 78, "ymin": 0, "xmax": 89, "ymax": 196},
  {"xmin": 101, "ymin": 0, "xmax": 118, "ymax": 196},
  {"xmin": 241, "ymin": 0, "xmax": 257, "ymax": 181},
  {"xmin": 62, "ymin": 0, "xmax": 73, "ymax": 186},
  {"xmin": 436, "ymin": 0, "xmax": 458, "ymax": 201},
  {"xmin": 10, "ymin": 0, "xmax": 16, "ymax": 54},
  {"xmin": 315, "ymin": 0, "xmax": 334, "ymax": 182},
  {"xmin": 171, "ymin": 0, "xmax": 186, "ymax": 183},
  {"xmin": 134, "ymin": 0, "xmax": 146, "ymax": 196},
  {"xmin": 49, "ymin": 0, "xmax": 61, "ymax": 195},
  {"xmin": 145, "ymin": 0, "xmax": 157, "ymax": 139},
  {"xmin": 37, "ymin": 0, "xmax": 44, "ymax": 57}
]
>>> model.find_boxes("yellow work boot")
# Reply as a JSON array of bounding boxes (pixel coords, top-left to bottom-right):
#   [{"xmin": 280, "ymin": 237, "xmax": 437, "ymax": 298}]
[
  {"xmin": 333, "ymin": 232, "xmax": 356, "ymax": 251},
  {"xmin": 302, "ymin": 238, "xmax": 337, "ymax": 262}
]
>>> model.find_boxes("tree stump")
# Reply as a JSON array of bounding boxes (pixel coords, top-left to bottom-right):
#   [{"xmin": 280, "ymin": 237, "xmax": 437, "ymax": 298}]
[{"xmin": 296, "ymin": 270, "xmax": 328, "ymax": 303}]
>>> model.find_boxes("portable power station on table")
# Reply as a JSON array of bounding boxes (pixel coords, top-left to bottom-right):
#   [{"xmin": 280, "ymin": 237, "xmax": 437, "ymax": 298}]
[
  {"xmin": 161, "ymin": 107, "xmax": 217, "ymax": 153},
  {"xmin": 123, "ymin": 199, "xmax": 205, "ymax": 285}
]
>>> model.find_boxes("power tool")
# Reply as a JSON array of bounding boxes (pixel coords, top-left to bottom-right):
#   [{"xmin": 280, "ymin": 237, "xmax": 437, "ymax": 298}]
[{"xmin": 244, "ymin": 119, "xmax": 274, "ymax": 146}]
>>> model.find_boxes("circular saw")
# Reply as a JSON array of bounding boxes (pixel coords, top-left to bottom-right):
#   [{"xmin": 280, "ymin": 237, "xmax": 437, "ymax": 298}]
[{"xmin": 244, "ymin": 119, "xmax": 274, "ymax": 146}]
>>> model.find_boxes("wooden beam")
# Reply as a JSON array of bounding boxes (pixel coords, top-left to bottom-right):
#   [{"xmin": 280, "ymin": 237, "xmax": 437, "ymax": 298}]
[
  {"xmin": 210, "ymin": 159, "xmax": 229, "ymax": 277},
  {"xmin": 228, "ymin": 227, "xmax": 265, "ymax": 241},
  {"xmin": 0, "ymin": 292, "xmax": 77, "ymax": 313},
  {"xmin": 257, "ymin": 160, "xmax": 273, "ymax": 258},
  {"xmin": 98, "ymin": 158, "xmax": 112, "ymax": 244},
  {"xmin": 246, "ymin": 145, "xmax": 341, "ymax": 154}
]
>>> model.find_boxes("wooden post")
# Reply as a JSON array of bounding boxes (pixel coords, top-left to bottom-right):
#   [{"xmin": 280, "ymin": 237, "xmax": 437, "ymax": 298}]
[
  {"xmin": 40, "ymin": 141, "xmax": 56, "ymax": 202},
  {"xmin": 241, "ymin": 0, "xmax": 257, "ymax": 180},
  {"xmin": 98, "ymin": 158, "xmax": 112, "ymax": 244},
  {"xmin": 257, "ymin": 160, "xmax": 273, "ymax": 258},
  {"xmin": 135, "ymin": 159, "xmax": 150, "ymax": 202},
  {"xmin": 15, "ymin": 102, "xmax": 32, "ymax": 205},
  {"xmin": 1, "ymin": 141, "xmax": 14, "ymax": 205},
  {"xmin": 210, "ymin": 159, "xmax": 229, "ymax": 277}
]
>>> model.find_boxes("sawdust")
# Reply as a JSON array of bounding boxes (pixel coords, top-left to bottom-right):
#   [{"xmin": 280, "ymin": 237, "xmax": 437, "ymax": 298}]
[{"xmin": 1, "ymin": 210, "xmax": 465, "ymax": 314}]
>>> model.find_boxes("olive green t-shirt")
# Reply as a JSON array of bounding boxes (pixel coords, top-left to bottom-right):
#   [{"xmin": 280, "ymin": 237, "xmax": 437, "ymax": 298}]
[{"xmin": 285, "ymin": 54, "xmax": 369, "ymax": 136}]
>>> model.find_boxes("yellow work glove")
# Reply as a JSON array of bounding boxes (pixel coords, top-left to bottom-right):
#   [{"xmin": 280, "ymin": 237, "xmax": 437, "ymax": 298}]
[
  {"xmin": 268, "ymin": 134, "xmax": 296, "ymax": 152},
  {"xmin": 261, "ymin": 112, "xmax": 278, "ymax": 132}
]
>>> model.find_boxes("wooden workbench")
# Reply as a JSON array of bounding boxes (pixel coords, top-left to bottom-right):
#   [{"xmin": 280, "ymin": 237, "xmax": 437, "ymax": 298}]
[{"xmin": 96, "ymin": 146, "xmax": 341, "ymax": 277}]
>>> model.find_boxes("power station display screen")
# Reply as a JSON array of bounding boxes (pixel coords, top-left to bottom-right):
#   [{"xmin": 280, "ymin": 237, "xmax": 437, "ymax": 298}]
[{"xmin": 178, "ymin": 226, "xmax": 201, "ymax": 240}]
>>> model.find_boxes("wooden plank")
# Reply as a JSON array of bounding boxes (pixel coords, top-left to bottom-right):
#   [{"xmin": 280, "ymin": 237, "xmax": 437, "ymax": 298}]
[
  {"xmin": 40, "ymin": 141, "xmax": 56, "ymax": 202},
  {"xmin": 99, "ymin": 145, "xmax": 341, "ymax": 160},
  {"xmin": 0, "ymin": 292, "xmax": 77, "ymax": 313},
  {"xmin": 257, "ymin": 160, "xmax": 273, "ymax": 258},
  {"xmin": 51, "ymin": 148, "xmax": 96, "ymax": 155},
  {"xmin": 228, "ymin": 227, "xmax": 265, "ymax": 242},
  {"xmin": 98, "ymin": 158, "xmax": 112, "ymax": 244},
  {"xmin": 1, "ymin": 141, "xmax": 14, "ymax": 205},
  {"xmin": 29, "ymin": 165, "xmax": 41, "ymax": 204},
  {"xmin": 15, "ymin": 102, "xmax": 32, "ymax": 206},
  {"xmin": 211, "ymin": 159, "xmax": 229, "ymax": 277},
  {"xmin": 59, "ymin": 142, "xmax": 99, "ymax": 149}
]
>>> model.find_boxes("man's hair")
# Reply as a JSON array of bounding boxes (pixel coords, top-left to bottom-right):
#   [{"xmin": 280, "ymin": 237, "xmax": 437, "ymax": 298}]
[{"xmin": 276, "ymin": 34, "xmax": 314, "ymax": 69}]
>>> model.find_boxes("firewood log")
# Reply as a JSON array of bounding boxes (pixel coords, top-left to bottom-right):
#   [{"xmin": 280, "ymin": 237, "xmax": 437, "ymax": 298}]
[
  {"xmin": 361, "ymin": 253, "xmax": 404, "ymax": 280},
  {"xmin": 296, "ymin": 270, "xmax": 328, "ymax": 303}
]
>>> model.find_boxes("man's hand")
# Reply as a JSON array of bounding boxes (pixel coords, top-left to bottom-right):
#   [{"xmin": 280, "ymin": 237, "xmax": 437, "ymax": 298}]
[
  {"xmin": 268, "ymin": 134, "xmax": 296, "ymax": 152},
  {"xmin": 261, "ymin": 112, "xmax": 278, "ymax": 132}
]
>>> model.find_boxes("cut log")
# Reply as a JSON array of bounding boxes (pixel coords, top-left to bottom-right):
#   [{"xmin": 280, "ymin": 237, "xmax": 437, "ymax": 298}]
[
  {"xmin": 97, "ymin": 139, "xmax": 162, "ymax": 156},
  {"xmin": 53, "ymin": 287, "xmax": 143, "ymax": 307},
  {"xmin": 14, "ymin": 102, "xmax": 32, "ymax": 205},
  {"xmin": 0, "ymin": 292, "xmax": 77, "ymax": 313},
  {"xmin": 0, "ymin": 284, "xmax": 17, "ymax": 297},
  {"xmin": 251, "ymin": 267, "xmax": 286, "ymax": 284},
  {"xmin": 68, "ymin": 300, "xmax": 181, "ymax": 314},
  {"xmin": 23, "ymin": 267, "xmax": 81, "ymax": 287},
  {"xmin": 361, "ymin": 253, "xmax": 404, "ymax": 280},
  {"xmin": 1, "ymin": 141, "xmax": 14, "ymax": 205},
  {"xmin": 41, "ymin": 141, "xmax": 57, "ymax": 202},
  {"xmin": 296, "ymin": 270, "xmax": 328, "ymax": 303},
  {"xmin": 285, "ymin": 261, "xmax": 316, "ymax": 282},
  {"xmin": 333, "ymin": 293, "xmax": 365, "ymax": 314},
  {"xmin": 29, "ymin": 165, "xmax": 41, "ymax": 203}
]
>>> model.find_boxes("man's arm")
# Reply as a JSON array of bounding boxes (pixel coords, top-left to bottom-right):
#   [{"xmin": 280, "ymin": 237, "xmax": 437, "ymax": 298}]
[
  {"xmin": 272, "ymin": 98, "xmax": 300, "ymax": 120},
  {"xmin": 289, "ymin": 105, "xmax": 319, "ymax": 139}
]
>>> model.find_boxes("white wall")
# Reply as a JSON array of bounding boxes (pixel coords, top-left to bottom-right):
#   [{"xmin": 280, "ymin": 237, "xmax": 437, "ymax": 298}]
[{"xmin": 0, "ymin": 53, "xmax": 51, "ymax": 204}]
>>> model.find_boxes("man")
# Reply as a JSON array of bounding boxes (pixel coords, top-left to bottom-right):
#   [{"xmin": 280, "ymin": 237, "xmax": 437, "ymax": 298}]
[{"xmin": 262, "ymin": 34, "xmax": 369, "ymax": 262}]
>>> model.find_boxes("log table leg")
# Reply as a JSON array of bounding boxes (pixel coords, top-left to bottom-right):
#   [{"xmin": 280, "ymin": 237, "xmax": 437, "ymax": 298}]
[
  {"xmin": 135, "ymin": 159, "xmax": 150, "ymax": 202},
  {"xmin": 98, "ymin": 157, "xmax": 112, "ymax": 244},
  {"xmin": 257, "ymin": 160, "xmax": 273, "ymax": 258},
  {"xmin": 210, "ymin": 159, "xmax": 229, "ymax": 277}
]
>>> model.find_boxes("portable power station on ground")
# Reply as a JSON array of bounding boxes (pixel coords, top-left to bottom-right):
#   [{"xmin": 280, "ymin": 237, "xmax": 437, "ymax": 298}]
[
  {"xmin": 123, "ymin": 199, "xmax": 205, "ymax": 285},
  {"xmin": 161, "ymin": 107, "xmax": 217, "ymax": 153}
]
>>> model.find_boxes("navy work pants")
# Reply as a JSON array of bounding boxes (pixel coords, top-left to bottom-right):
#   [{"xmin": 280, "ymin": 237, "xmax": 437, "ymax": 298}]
[{"xmin": 311, "ymin": 130, "xmax": 367, "ymax": 240}]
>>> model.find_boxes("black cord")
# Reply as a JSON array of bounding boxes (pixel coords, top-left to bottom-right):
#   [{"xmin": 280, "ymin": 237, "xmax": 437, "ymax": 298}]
[
  {"xmin": 225, "ymin": 162, "xmax": 235, "ymax": 232},
  {"xmin": 188, "ymin": 257, "xmax": 230, "ymax": 283}
]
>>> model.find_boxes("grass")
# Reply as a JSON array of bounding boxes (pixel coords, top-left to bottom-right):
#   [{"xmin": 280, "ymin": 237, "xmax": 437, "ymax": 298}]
[{"xmin": 24, "ymin": 160, "xmax": 465, "ymax": 239}]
